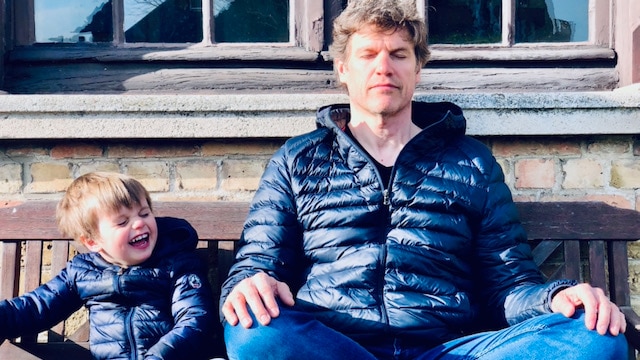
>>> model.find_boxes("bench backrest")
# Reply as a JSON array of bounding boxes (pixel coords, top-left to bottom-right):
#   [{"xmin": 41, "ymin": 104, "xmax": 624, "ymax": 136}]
[{"xmin": 0, "ymin": 200, "xmax": 639, "ymax": 357}]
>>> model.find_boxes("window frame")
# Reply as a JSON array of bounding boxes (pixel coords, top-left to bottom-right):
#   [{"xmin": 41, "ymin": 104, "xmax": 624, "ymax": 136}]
[
  {"xmin": 8, "ymin": 0, "xmax": 615, "ymax": 64},
  {"xmin": 11, "ymin": 0, "xmax": 324, "ymax": 58},
  {"xmin": 424, "ymin": 0, "xmax": 611, "ymax": 47}
]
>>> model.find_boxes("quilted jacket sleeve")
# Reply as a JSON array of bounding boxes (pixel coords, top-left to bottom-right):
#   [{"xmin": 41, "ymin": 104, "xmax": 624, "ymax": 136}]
[
  {"xmin": 145, "ymin": 251, "xmax": 215, "ymax": 360},
  {"xmin": 470, "ymin": 145, "xmax": 576, "ymax": 327},
  {"xmin": 0, "ymin": 267, "xmax": 83, "ymax": 340},
  {"xmin": 220, "ymin": 145, "xmax": 306, "ymax": 309}
]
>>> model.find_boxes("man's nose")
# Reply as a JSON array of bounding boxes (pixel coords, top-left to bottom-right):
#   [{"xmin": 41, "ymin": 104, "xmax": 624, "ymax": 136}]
[{"xmin": 375, "ymin": 53, "xmax": 392, "ymax": 74}]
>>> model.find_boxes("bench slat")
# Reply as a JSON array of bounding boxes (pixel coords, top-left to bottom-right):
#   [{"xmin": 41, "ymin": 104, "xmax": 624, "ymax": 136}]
[
  {"xmin": 609, "ymin": 241, "xmax": 632, "ymax": 306},
  {"xmin": 563, "ymin": 241, "xmax": 581, "ymax": 282},
  {"xmin": 531, "ymin": 240, "xmax": 561, "ymax": 267},
  {"xmin": 0, "ymin": 242, "xmax": 20, "ymax": 300},
  {"xmin": 0, "ymin": 340, "xmax": 90, "ymax": 360},
  {"xmin": 50, "ymin": 239, "xmax": 69, "ymax": 341},
  {"xmin": 588, "ymin": 241, "xmax": 607, "ymax": 292},
  {"xmin": 0, "ymin": 201, "xmax": 249, "ymax": 241},
  {"xmin": 517, "ymin": 202, "xmax": 640, "ymax": 240},
  {"xmin": 22, "ymin": 241, "xmax": 43, "ymax": 344}
]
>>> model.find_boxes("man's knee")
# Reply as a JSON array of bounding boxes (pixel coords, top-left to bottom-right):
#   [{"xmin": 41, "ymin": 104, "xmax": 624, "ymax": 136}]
[
  {"xmin": 224, "ymin": 320, "xmax": 289, "ymax": 358},
  {"xmin": 223, "ymin": 308, "xmax": 318, "ymax": 359},
  {"xmin": 544, "ymin": 312, "xmax": 629, "ymax": 358}
]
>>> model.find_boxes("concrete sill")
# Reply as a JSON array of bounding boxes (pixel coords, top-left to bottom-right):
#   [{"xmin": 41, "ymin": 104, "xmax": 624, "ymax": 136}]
[{"xmin": 0, "ymin": 89, "xmax": 638, "ymax": 140}]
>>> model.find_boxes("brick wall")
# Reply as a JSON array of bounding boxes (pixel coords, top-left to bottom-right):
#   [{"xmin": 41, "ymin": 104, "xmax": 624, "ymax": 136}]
[
  {"xmin": 0, "ymin": 139, "xmax": 284, "ymax": 202},
  {"xmin": 490, "ymin": 134, "xmax": 640, "ymax": 311},
  {"xmin": 2, "ymin": 134, "xmax": 640, "ymax": 309}
]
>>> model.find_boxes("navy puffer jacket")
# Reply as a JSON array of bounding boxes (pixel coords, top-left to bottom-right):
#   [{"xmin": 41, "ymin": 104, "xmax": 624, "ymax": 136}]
[
  {"xmin": 0, "ymin": 217, "xmax": 215, "ymax": 360},
  {"xmin": 221, "ymin": 102, "xmax": 575, "ymax": 346}
]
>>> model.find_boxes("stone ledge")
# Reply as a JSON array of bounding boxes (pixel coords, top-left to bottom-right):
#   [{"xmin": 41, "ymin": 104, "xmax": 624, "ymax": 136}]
[{"xmin": 0, "ymin": 90, "xmax": 638, "ymax": 139}]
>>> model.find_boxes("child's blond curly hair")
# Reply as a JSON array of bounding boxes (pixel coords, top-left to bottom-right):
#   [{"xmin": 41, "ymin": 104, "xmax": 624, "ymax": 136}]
[{"xmin": 56, "ymin": 172, "xmax": 152, "ymax": 242}]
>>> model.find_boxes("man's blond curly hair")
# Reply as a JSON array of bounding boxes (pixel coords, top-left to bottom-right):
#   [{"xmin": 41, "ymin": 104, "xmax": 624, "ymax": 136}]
[{"xmin": 330, "ymin": 0, "xmax": 430, "ymax": 73}]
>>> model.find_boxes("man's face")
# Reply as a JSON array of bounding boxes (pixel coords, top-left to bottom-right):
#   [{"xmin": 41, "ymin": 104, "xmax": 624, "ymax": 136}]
[{"xmin": 336, "ymin": 25, "xmax": 421, "ymax": 119}]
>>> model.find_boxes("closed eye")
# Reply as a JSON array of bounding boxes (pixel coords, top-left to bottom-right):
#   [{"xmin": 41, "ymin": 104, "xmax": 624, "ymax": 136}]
[{"xmin": 392, "ymin": 50, "xmax": 409, "ymax": 59}]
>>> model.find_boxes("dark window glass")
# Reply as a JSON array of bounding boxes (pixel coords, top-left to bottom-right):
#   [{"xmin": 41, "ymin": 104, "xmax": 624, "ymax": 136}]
[
  {"xmin": 515, "ymin": 0, "xmax": 589, "ymax": 43},
  {"xmin": 35, "ymin": 0, "xmax": 112, "ymax": 43},
  {"xmin": 35, "ymin": 0, "xmax": 289, "ymax": 44},
  {"xmin": 214, "ymin": 0, "xmax": 289, "ymax": 43},
  {"xmin": 428, "ymin": 0, "xmax": 502, "ymax": 44},
  {"xmin": 125, "ymin": 0, "xmax": 203, "ymax": 43}
]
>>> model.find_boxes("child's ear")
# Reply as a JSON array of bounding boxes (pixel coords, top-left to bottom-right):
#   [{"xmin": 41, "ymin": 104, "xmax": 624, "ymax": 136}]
[{"xmin": 80, "ymin": 235, "xmax": 102, "ymax": 252}]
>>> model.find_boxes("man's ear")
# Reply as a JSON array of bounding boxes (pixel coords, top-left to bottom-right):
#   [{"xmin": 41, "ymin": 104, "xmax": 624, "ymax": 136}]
[
  {"xmin": 336, "ymin": 59, "xmax": 348, "ymax": 84},
  {"xmin": 80, "ymin": 235, "xmax": 102, "ymax": 252}
]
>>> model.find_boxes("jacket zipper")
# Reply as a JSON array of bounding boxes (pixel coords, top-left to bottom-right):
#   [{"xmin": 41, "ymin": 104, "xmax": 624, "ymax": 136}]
[
  {"xmin": 335, "ymin": 121, "xmax": 403, "ymax": 328},
  {"xmin": 330, "ymin": 107, "xmax": 451, "ymax": 330},
  {"xmin": 116, "ymin": 268, "xmax": 138, "ymax": 360},
  {"xmin": 126, "ymin": 308, "xmax": 137, "ymax": 360},
  {"xmin": 383, "ymin": 188, "xmax": 390, "ymax": 206},
  {"xmin": 379, "ymin": 170, "xmax": 394, "ymax": 328}
]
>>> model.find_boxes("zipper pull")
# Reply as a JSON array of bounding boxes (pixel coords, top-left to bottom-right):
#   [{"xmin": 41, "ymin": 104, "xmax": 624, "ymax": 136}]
[{"xmin": 383, "ymin": 189, "xmax": 390, "ymax": 206}]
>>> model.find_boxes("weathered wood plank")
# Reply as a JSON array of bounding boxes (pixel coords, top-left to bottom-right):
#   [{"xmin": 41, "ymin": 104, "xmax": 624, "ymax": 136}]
[
  {"xmin": 0, "ymin": 242, "xmax": 20, "ymax": 300},
  {"xmin": 0, "ymin": 340, "xmax": 90, "ymax": 360},
  {"xmin": 516, "ymin": 202, "xmax": 640, "ymax": 240},
  {"xmin": 51, "ymin": 241, "xmax": 71, "ymax": 339},
  {"xmin": 3, "ymin": 200, "xmax": 639, "ymax": 242},
  {"xmin": 588, "ymin": 241, "xmax": 607, "ymax": 291},
  {"xmin": 610, "ymin": 240, "xmax": 632, "ymax": 306},
  {"xmin": 0, "ymin": 201, "xmax": 249, "ymax": 241},
  {"xmin": 4, "ymin": 64, "xmax": 618, "ymax": 94},
  {"xmin": 10, "ymin": 45, "xmax": 615, "ymax": 63}
]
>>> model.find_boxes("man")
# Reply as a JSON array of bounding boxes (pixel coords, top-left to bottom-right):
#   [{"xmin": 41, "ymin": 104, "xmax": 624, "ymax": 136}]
[{"xmin": 220, "ymin": 0, "xmax": 627, "ymax": 359}]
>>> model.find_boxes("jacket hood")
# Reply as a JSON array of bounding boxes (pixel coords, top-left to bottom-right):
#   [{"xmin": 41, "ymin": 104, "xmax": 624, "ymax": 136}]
[
  {"xmin": 149, "ymin": 216, "xmax": 199, "ymax": 261},
  {"xmin": 315, "ymin": 101, "xmax": 467, "ymax": 137}
]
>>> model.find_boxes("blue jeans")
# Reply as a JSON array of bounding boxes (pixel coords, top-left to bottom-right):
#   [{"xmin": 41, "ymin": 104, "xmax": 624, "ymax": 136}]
[{"xmin": 224, "ymin": 307, "xmax": 628, "ymax": 360}]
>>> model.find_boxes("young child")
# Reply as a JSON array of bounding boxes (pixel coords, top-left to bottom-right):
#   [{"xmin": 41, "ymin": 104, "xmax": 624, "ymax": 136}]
[{"xmin": 0, "ymin": 172, "xmax": 215, "ymax": 360}]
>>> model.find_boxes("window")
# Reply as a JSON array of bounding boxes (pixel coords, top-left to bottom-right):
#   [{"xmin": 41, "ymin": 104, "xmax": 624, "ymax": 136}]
[
  {"xmin": 7, "ymin": 0, "xmax": 620, "ymax": 94},
  {"xmin": 22, "ymin": 0, "xmax": 611, "ymax": 49},
  {"xmin": 33, "ymin": 0, "xmax": 290, "ymax": 44},
  {"xmin": 427, "ymin": 0, "xmax": 591, "ymax": 45},
  {"xmin": 321, "ymin": 0, "xmax": 612, "ymax": 63},
  {"xmin": 13, "ymin": 0, "xmax": 323, "ymax": 56}
]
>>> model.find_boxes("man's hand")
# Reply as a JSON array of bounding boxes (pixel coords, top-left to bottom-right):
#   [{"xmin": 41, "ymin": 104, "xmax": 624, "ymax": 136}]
[
  {"xmin": 221, "ymin": 272, "xmax": 295, "ymax": 328},
  {"xmin": 551, "ymin": 283, "xmax": 626, "ymax": 335}
]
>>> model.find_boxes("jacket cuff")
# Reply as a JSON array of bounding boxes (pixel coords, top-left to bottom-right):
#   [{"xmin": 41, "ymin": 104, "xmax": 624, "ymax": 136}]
[{"xmin": 544, "ymin": 279, "xmax": 579, "ymax": 311}]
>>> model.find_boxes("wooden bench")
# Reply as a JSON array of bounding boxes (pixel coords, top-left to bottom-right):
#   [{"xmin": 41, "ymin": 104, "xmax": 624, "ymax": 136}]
[{"xmin": 0, "ymin": 200, "xmax": 639, "ymax": 359}]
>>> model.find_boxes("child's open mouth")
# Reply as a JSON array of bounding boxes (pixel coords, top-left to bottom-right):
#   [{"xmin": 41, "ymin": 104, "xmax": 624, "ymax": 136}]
[{"xmin": 129, "ymin": 233, "xmax": 150, "ymax": 248}]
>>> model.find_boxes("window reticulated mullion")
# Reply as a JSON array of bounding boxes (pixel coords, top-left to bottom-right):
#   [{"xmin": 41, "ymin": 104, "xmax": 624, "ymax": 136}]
[
  {"xmin": 112, "ymin": 0, "xmax": 124, "ymax": 44},
  {"xmin": 203, "ymin": 0, "xmax": 214, "ymax": 45},
  {"xmin": 15, "ymin": 0, "xmax": 35, "ymax": 46},
  {"xmin": 503, "ymin": 0, "xmax": 515, "ymax": 46}
]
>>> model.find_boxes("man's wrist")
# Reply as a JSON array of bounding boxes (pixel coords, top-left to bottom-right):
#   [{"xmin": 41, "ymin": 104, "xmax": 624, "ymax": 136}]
[{"xmin": 545, "ymin": 279, "xmax": 579, "ymax": 310}]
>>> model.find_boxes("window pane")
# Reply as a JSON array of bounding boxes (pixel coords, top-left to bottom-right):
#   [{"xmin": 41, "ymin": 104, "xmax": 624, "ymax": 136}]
[
  {"xmin": 215, "ymin": 0, "xmax": 289, "ymax": 43},
  {"xmin": 125, "ymin": 0, "xmax": 203, "ymax": 43},
  {"xmin": 35, "ymin": 0, "xmax": 112, "ymax": 43},
  {"xmin": 428, "ymin": 0, "xmax": 502, "ymax": 44},
  {"xmin": 516, "ymin": 0, "xmax": 589, "ymax": 43}
]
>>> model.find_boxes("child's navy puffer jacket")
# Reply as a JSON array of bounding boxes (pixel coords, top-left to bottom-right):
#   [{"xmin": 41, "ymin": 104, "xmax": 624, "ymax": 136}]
[{"xmin": 0, "ymin": 217, "xmax": 215, "ymax": 360}]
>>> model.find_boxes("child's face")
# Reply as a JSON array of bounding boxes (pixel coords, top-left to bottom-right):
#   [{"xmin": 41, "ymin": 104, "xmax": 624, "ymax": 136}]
[{"xmin": 83, "ymin": 199, "xmax": 158, "ymax": 267}]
